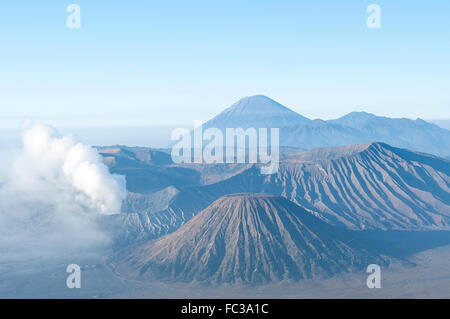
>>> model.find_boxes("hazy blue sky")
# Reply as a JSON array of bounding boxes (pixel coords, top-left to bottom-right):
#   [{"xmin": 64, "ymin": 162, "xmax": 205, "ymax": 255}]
[{"xmin": 0, "ymin": 0, "xmax": 449, "ymax": 127}]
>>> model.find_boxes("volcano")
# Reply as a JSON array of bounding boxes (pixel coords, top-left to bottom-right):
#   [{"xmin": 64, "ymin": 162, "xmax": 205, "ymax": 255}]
[
  {"xmin": 202, "ymin": 95, "xmax": 310, "ymax": 130},
  {"xmin": 116, "ymin": 194, "xmax": 387, "ymax": 284}
]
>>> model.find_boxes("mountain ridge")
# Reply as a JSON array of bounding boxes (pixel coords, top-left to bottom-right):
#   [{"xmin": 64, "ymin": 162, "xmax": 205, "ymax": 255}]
[
  {"xmin": 103, "ymin": 141, "xmax": 450, "ymax": 245},
  {"xmin": 195, "ymin": 95, "xmax": 450, "ymax": 157}
]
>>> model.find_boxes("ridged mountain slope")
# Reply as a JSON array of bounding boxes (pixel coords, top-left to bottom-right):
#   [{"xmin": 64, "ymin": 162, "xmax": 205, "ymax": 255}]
[{"xmin": 116, "ymin": 194, "xmax": 387, "ymax": 284}]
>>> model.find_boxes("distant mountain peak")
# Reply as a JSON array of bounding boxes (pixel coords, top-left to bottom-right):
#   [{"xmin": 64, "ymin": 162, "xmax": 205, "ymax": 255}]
[
  {"xmin": 204, "ymin": 95, "xmax": 310, "ymax": 129},
  {"xmin": 229, "ymin": 95, "xmax": 291, "ymax": 112},
  {"xmin": 336, "ymin": 111, "xmax": 380, "ymax": 122},
  {"xmin": 346, "ymin": 111, "xmax": 376, "ymax": 117},
  {"xmin": 235, "ymin": 94, "xmax": 274, "ymax": 103},
  {"xmin": 226, "ymin": 95, "xmax": 303, "ymax": 116}
]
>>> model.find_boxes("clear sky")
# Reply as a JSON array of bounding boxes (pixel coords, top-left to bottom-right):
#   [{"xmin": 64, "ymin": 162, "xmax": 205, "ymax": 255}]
[{"xmin": 0, "ymin": 0, "xmax": 449, "ymax": 127}]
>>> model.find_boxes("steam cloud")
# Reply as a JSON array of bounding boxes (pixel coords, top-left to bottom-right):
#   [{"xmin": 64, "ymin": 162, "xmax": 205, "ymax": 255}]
[{"xmin": 0, "ymin": 123, "xmax": 127, "ymax": 262}]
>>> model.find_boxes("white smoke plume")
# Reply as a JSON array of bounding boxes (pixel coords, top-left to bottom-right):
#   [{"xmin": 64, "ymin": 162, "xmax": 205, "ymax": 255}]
[{"xmin": 0, "ymin": 123, "xmax": 127, "ymax": 262}]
